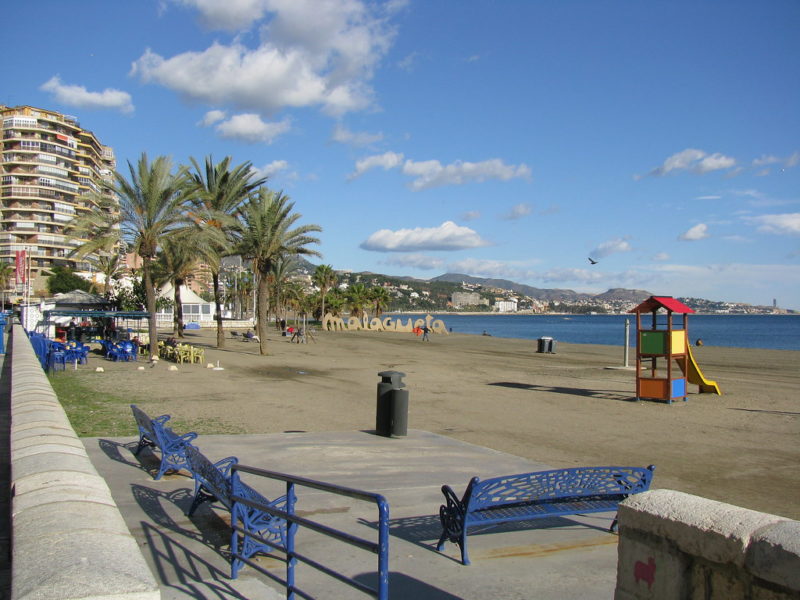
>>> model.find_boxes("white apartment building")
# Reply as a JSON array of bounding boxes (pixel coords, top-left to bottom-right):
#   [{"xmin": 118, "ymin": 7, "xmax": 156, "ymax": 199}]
[{"xmin": 1, "ymin": 105, "xmax": 116, "ymax": 291}]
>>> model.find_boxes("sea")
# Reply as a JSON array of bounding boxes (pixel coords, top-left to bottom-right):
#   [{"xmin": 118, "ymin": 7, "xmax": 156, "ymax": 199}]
[{"xmin": 393, "ymin": 313, "xmax": 800, "ymax": 351}]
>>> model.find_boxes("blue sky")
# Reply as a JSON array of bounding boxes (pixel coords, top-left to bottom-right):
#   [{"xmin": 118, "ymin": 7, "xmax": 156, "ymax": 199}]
[{"xmin": 4, "ymin": 1, "xmax": 799, "ymax": 308}]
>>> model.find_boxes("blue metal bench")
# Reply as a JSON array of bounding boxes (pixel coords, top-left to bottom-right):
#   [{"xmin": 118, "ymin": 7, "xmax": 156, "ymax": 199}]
[
  {"xmin": 130, "ymin": 405, "xmax": 197, "ymax": 480},
  {"xmin": 184, "ymin": 445, "xmax": 287, "ymax": 579},
  {"xmin": 436, "ymin": 464, "xmax": 655, "ymax": 565}
]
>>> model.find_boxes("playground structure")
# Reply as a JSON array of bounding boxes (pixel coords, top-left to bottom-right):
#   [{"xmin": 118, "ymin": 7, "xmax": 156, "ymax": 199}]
[{"xmin": 629, "ymin": 296, "xmax": 721, "ymax": 403}]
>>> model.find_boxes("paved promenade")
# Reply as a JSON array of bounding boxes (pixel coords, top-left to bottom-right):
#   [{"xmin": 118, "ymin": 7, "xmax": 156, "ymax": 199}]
[{"xmin": 83, "ymin": 429, "xmax": 622, "ymax": 599}]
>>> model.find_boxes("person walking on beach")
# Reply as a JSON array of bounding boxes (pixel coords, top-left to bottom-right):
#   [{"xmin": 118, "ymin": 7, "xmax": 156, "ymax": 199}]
[{"xmin": 421, "ymin": 325, "xmax": 430, "ymax": 341}]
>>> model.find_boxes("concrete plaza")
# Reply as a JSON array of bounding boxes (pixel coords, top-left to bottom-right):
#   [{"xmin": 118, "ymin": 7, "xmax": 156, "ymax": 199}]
[{"xmin": 84, "ymin": 429, "xmax": 622, "ymax": 599}]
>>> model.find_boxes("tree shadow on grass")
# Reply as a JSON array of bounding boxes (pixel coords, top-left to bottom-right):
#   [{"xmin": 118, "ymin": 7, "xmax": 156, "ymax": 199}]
[{"xmin": 488, "ymin": 381, "xmax": 635, "ymax": 402}]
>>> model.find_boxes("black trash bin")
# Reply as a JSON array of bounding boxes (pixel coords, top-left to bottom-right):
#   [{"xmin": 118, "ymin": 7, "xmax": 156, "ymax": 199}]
[
  {"xmin": 537, "ymin": 337, "xmax": 552, "ymax": 353},
  {"xmin": 548, "ymin": 338, "xmax": 557, "ymax": 353},
  {"xmin": 376, "ymin": 370, "xmax": 408, "ymax": 437}
]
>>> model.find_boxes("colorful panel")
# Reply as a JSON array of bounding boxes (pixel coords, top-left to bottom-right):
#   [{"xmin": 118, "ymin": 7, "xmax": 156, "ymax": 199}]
[
  {"xmin": 671, "ymin": 378, "xmax": 687, "ymax": 398},
  {"xmin": 670, "ymin": 330, "xmax": 687, "ymax": 354},
  {"xmin": 640, "ymin": 331, "xmax": 667, "ymax": 354},
  {"xmin": 640, "ymin": 378, "xmax": 668, "ymax": 399}
]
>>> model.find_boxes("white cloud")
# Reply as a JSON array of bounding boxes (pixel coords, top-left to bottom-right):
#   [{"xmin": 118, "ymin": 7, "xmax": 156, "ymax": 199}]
[
  {"xmin": 752, "ymin": 154, "xmax": 781, "ymax": 167},
  {"xmin": 695, "ymin": 195, "xmax": 722, "ymax": 200},
  {"xmin": 171, "ymin": 0, "xmax": 269, "ymax": 31},
  {"xmin": 696, "ymin": 153, "xmax": 736, "ymax": 173},
  {"xmin": 397, "ymin": 52, "xmax": 419, "ymax": 72},
  {"xmin": 198, "ymin": 109, "xmax": 227, "ymax": 126},
  {"xmin": 135, "ymin": 1, "xmax": 396, "ymax": 116},
  {"xmin": 461, "ymin": 210, "xmax": 481, "ymax": 221},
  {"xmin": 591, "ymin": 237, "xmax": 632, "ymax": 258},
  {"xmin": 349, "ymin": 153, "xmax": 531, "ymax": 190},
  {"xmin": 402, "ymin": 158, "xmax": 531, "ymax": 191},
  {"xmin": 383, "ymin": 253, "xmax": 444, "ymax": 270},
  {"xmin": 501, "ymin": 203, "xmax": 533, "ymax": 220},
  {"xmin": 331, "ymin": 124, "xmax": 383, "ymax": 146},
  {"xmin": 652, "ymin": 252, "xmax": 670, "ymax": 261},
  {"xmin": 348, "ymin": 151, "xmax": 405, "ymax": 179},
  {"xmin": 253, "ymin": 159, "xmax": 291, "ymax": 179},
  {"xmin": 213, "ymin": 113, "xmax": 290, "ymax": 143},
  {"xmin": 360, "ymin": 221, "xmax": 491, "ymax": 252},
  {"xmin": 446, "ymin": 258, "xmax": 535, "ymax": 280},
  {"xmin": 539, "ymin": 268, "xmax": 605, "ymax": 284},
  {"xmin": 40, "ymin": 76, "xmax": 134, "ymax": 114},
  {"xmin": 679, "ymin": 223, "xmax": 710, "ymax": 241},
  {"xmin": 639, "ymin": 148, "xmax": 736, "ymax": 178},
  {"xmin": 745, "ymin": 213, "xmax": 800, "ymax": 235}
]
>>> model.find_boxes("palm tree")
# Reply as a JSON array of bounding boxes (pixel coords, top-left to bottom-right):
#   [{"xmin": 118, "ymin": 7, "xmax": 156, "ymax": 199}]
[
  {"xmin": 152, "ymin": 236, "xmax": 201, "ymax": 337},
  {"xmin": 0, "ymin": 262, "xmax": 13, "ymax": 310},
  {"xmin": 94, "ymin": 253, "xmax": 124, "ymax": 299},
  {"xmin": 187, "ymin": 156, "xmax": 267, "ymax": 348},
  {"xmin": 325, "ymin": 290, "xmax": 346, "ymax": 318},
  {"xmin": 312, "ymin": 264, "xmax": 337, "ymax": 323},
  {"xmin": 267, "ymin": 255, "xmax": 298, "ymax": 327},
  {"xmin": 236, "ymin": 188, "xmax": 321, "ymax": 355},
  {"xmin": 346, "ymin": 283, "xmax": 370, "ymax": 318},
  {"xmin": 368, "ymin": 285, "xmax": 391, "ymax": 317},
  {"xmin": 110, "ymin": 154, "xmax": 192, "ymax": 357}
]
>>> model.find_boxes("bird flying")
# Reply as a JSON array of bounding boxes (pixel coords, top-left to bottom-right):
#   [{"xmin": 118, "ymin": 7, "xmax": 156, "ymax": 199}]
[{"xmin": 588, "ymin": 257, "xmax": 598, "ymax": 265}]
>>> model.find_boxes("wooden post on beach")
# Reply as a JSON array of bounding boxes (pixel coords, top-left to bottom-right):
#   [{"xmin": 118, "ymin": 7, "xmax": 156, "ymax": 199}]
[{"xmin": 624, "ymin": 318, "xmax": 630, "ymax": 367}]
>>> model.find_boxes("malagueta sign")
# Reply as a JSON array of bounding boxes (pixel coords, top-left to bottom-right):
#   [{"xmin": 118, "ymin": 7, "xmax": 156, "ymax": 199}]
[{"xmin": 322, "ymin": 313, "xmax": 449, "ymax": 334}]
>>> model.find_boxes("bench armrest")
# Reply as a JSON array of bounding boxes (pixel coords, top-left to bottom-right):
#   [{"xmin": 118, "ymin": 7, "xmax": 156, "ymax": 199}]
[
  {"xmin": 213, "ymin": 456, "xmax": 238, "ymax": 478},
  {"xmin": 177, "ymin": 431, "xmax": 198, "ymax": 444}
]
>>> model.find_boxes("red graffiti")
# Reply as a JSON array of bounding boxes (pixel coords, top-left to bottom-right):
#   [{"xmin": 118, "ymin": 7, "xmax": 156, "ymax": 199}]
[{"xmin": 634, "ymin": 557, "xmax": 656, "ymax": 589}]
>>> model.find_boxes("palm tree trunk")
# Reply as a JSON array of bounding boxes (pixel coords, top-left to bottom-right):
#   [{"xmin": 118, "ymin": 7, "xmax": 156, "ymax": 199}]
[
  {"xmin": 212, "ymin": 271, "xmax": 225, "ymax": 348},
  {"xmin": 173, "ymin": 278, "xmax": 185, "ymax": 337},
  {"xmin": 256, "ymin": 273, "xmax": 269, "ymax": 355},
  {"xmin": 143, "ymin": 259, "xmax": 158, "ymax": 360}
]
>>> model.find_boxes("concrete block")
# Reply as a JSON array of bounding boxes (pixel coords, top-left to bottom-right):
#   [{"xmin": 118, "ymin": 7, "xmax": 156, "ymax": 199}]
[
  {"xmin": 689, "ymin": 563, "xmax": 747, "ymax": 600},
  {"xmin": 14, "ymin": 500, "xmax": 134, "ymax": 539},
  {"xmin": 616, "ymin": 531, "xmax": 689, "ymax": 599},
  {"xmin": 11, "ymin": 452, "xmax": 99, "ymax": 481},
  {"xmin": 11, "ymin": 443, "xmax": 89, "ymax": 461},
  {"xmin": 13, "ymin": 530, "xmax": 160, "ymax": 600},
  {"xmin": 13, "ymin": 472, "xmax": 116, "ymax": 511},
  {"xmin": 619, "ymin": 490, "xmax": 788, "ymax": 566},
  {"xmin": 746, "ymin": 520, "xmax": 800, "ymax": 590},
  {"xmin": 11, "ymin": 434, "xmax": 86, "ymax": 451}
]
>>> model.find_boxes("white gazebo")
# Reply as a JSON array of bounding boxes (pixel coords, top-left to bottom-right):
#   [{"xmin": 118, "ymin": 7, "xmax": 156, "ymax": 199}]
[{"xmin": 156, "ymin": 284, "xmax": 216, "ymax": 327}]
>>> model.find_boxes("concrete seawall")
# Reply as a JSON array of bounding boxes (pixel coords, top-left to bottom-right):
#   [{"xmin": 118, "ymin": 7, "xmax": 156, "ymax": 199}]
[
  {"xmin": 8, "ymin": 324, "xmax": 160, "ymax": 600},
  {"xmin": 615, "ymin": 489, "xmax": 800, "ymax": 599}
]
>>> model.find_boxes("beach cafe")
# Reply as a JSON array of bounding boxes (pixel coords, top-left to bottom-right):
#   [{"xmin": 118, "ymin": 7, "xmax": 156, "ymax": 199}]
[{"xmin": 42, "ymin": 309, "xmax": 151, "ymax": 344}]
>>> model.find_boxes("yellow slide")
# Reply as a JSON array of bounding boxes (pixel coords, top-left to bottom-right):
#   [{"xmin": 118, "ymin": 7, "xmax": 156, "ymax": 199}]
[{"xmin": 685, "ymin": 346, "xmax": 722, "ymax": 395}]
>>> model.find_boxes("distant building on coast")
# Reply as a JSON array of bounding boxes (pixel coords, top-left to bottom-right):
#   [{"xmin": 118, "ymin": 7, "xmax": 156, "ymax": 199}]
[
  {"xmin": 451, "ymin": 291, "xmax": 489, "ymax": 309},
  {"xmin": 1, "ymin": 104, "xmax": 117, "ymax": 294}
]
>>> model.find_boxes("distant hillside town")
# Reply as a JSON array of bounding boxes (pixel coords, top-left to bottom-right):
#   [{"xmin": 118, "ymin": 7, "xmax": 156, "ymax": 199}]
[{"xmin": 329, "ymin": 269, "xmax": 793, "ymax": 316}]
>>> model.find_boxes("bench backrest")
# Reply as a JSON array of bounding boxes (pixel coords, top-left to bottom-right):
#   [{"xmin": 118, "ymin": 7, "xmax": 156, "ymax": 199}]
[
  {"xmin": 131, "ymin": 404, "xmax": 158, "ymax": 439},
  {"xmin": 467, "ymin": 465, "xmax": 655, "ymax": 512},
  {"xmin": 186, "ymin": 445, "xmax": 236, "ymax": 508}
]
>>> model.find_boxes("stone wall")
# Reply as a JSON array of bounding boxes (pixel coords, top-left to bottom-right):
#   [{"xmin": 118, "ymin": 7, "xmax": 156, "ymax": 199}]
[
  {"xmin": 615, "ymin": 489, "xmax": 800, "ymax": 599},
  {"xmin": 8, "ymin": 324, "xmax": 160, "ymax": 600}
]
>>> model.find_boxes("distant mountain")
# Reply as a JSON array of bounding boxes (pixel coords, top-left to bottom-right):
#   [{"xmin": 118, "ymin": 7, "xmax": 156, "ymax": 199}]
[
  {"xmin": 431, "ymin": 273, "xmax": 652, "ymax": 303},
  {"xmin": 431, "ymin": 273, "xmax": 587, "ymax": 302}
]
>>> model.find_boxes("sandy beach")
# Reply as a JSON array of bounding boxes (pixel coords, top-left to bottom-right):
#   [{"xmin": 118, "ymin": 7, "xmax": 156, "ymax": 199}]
[{"xmin": 66, "ymin": 325, "xmax": 799, "ymax": 520}]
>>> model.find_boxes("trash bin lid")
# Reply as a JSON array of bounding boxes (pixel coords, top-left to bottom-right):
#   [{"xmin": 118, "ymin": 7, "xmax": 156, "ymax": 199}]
[{"xmin": 378, "ymin": 370, "xmax": 406, "ymax": 386}]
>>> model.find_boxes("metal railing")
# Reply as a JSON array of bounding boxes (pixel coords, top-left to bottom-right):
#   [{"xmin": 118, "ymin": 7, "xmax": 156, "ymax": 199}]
[{"xmin": 231, "ymin": 464, "xmax": 390, "ymax": 600}]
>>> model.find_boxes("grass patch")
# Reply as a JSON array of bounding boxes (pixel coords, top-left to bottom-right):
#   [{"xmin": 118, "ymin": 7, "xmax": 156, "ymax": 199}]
[
  {"xmin": 48, "ymin": 371, "xmax": 137, "ymax": 437},
  {"xmin": 48, "ymin": 370, "xmax": 244, "ymax": 437}
]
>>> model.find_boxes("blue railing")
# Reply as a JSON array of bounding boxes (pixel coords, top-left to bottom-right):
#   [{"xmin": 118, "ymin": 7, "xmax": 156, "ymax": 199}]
[{"xmin": 231, "ymin": 464, "xmax": 390, "ymax": 600}]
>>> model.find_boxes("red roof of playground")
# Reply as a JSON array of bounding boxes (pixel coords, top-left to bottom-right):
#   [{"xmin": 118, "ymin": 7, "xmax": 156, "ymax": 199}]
[{"xmin": 629, "ymin": 296, "xmax": 695, "ymax": 314}]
